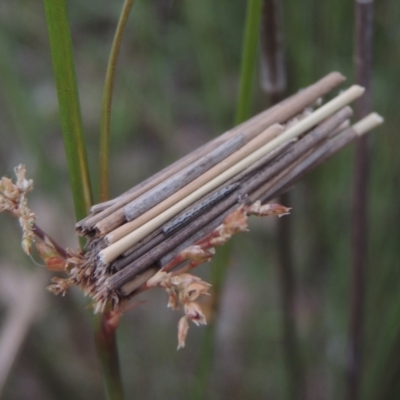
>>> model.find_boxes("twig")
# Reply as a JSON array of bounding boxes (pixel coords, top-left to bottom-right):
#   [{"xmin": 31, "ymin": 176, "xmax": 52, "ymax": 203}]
[
  {"xmin": 110, "ymin": 192, "xmax": 240, "ymax": 294},
  {"xmin": 105, "ymin": 107, "xmax": 356, "ymax": 291},
  {"xmin": 258, "ymin": 114, "xmax": 383, "ymax": 203},
  {"xmin": 105, "ymin": 124, "xmax": 282, "ymax": 245},
  {"xmin": 123, "ymin": 135, "xmax": 245, "ymax": 221},
  {"xmin": 98, "ymin": 87, "xmax": 363, "ymax": 264},
  {"xmin": 98, "ymin": 134, "xmax": 246, "ymax": 235},
  {"xmin": 111, "ymin": 140, "xmax": 292, "ymax": 272},
  {"xmin": 32, "ymin": 224, "xmax": 69, "ymax": 259},
  {"xmin": 116, "ymin": 114, "xmax": 383, "ymax": 298},
  {"xmin": 112, "ymin": 184, "xmax": 241, "ymax": 272},
  {"xmin": 77, "ymin": 71, "xmax": 346, "ymax": 234},
  {"xmin": 259, "ymin": 0, "xmax": 306, "ymax": 394},
  {"xmin": 348, "ymin": 2, "xmax": 373, "ymax": 400}
]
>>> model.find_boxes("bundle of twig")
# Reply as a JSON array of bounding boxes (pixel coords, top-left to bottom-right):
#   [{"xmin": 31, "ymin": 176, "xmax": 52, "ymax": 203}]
[{"xmin": 73, "ymin": 72, "xmax": 382, "ymax": 310}]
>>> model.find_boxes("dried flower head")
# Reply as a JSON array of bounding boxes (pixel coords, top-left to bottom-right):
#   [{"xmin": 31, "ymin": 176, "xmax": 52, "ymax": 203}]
[
  {"xmin": 0, "ymin": 165, "xmax": 35, "ymax": 255},
  {"xmin": 147, "ymin": 270, "xmax": 211, "ymax": 348}
]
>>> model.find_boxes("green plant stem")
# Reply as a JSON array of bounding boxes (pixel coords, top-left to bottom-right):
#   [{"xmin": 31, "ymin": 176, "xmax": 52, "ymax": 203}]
[
  {"xmin": 260, "ymin": 1, "xmax": 306, "ymax": 398},
  {"xmin": 235, "ymin": 0, "xmax": 263, "ymax": 125},
  {"xmin": 193, "ymin": 241, "xmax": 233, "ymax": 400},
  {"xmin": 184, "ymin": 0, "xmax": 228, "ymax": 131},
  {"xmin": 94, "ymin": 312, "xmax": 124, "ymax": 400},
  {"xmin": 43, "ymin": 0, "xmax": 92, "ymax": 221},
  {"xmin": 43, "ymin": 2, "xmax": 124, "ymax": 399},
  {"xmin": 96, "ymin": 1, "xmax": 136, "ymax": 396},
  {"xmin": 194, "ymin": 2, "xmax": 263, "ymax": 397},
  {"xmin": 99, "ymin": 0, "xmax": 135, "ymax": 202}
]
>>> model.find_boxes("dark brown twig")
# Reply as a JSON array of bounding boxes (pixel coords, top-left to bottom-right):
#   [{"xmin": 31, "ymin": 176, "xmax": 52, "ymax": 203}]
[
  {"xmin": 348, "ymin": 1, "xmax": 373, "ymax": 399},
  {"xmin": 32, "ymin": 223, "xmax": 69, "ymax": 259},
  {"xmin": 77, "ymin": 72, "xmax": 345, "ymax": 236},
  {"xmin": 100, "ymin": 134, "xmax": 246, "ymax": 234},
  {"xmin": 106, "ymin": 107, "xmax": 352, "ymax": 292},
  {"xmin": 260, "ymin": 2, "xmax": 306, "ymax": 396}
]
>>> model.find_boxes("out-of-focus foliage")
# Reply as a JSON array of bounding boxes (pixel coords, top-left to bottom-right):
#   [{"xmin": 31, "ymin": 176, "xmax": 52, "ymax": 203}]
[{"xmin": 0, "ymin": 0, "xmax": 398, "ymax": 399}]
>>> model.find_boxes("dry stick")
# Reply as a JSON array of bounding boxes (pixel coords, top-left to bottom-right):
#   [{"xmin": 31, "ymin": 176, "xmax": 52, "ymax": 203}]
[
  {"xmin": 78, "ymin": 133, "xmax": 245, "ymax": 232},
  {"xmin": 104, "ymin": 124, "xmax": 283, "ymax": 245},
  {"xmin": 237, "ymin": 106, "xmax": 353, "ymax": 195},
  {"xmin": 96, "ymin": 71, "xmax": 343, "ymax": 209},
  {"xmin": 96, "ymin": 134, "xmax": 247, "ymax": 234},
  {"xmin": 123, "ymin": 116, "xmax": 383, "ymax": 299},
  {"xmin": 260, "ymin": 0, "xmax": 305, "ymax": 394},
  {"xmin": 114, "ymin": 143, "xmax": 290, "ymax": 263},
  {"xmin": 122, "ymin": 138, "xmax": 246, "ymax": 223},
  {"xmin": 107, "ymin": 107, "xmax": 354, "ymax": 290},
  {"xmin": 78, "ymin": 96, "xmax": 287, "ymax": 230},
  {"xmin": 118, "ymin": 114, "xmax": 383, "ymax": 296},
  {"xmin": 113, "ymin": 139, "xmax": 294, "ymax": 268},
  {"xmin": 99, "ymin": 86, "xmax": 364, "ymax": 265},
  {"xmin": 77, "ymin": 72, "xmax": 345, "ymax": 232},
  {"xmin": 86, "ymin": 105, "xmax": 283, "ymax": 218},
  {"xmin": 111, "ymin": 183, "xmax": 240, "ymax": 272},
  {"xmin": 249, "ymin": 150, "xmax": 312, "ymax": 202},
  {"xmin": 32, "ymin": 224, "xmax": 69, "ymax": 259},
  {"xmin": 258, "ymin": 114, "xmax": 383, "ymax": 203},
  {"xmin": 118, "ymin": 212, "xmax": 236, "ymax": 297},
  {"xmin": 95, "ymin": 125, "xmax": 280, "ymax": 237},
  {"xmin": 248, "ymin": 117, "xmax": 352, "ymax": 202},
  {"xmin": 123, "ymin": 138, "xmax": 293, "ymax": 261},
  {"xmin": 110, "ymin": 191, "xmax": 241, "ymax": 293},
  {"xmin": 160, "ymin": 139, "xmax": 293, "ymax": 236}
]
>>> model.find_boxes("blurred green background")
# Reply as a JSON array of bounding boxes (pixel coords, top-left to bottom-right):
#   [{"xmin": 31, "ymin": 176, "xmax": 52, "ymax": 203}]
[{"xmin": 0, "ymin": 1, "xmax": 398, "ymax": 399}]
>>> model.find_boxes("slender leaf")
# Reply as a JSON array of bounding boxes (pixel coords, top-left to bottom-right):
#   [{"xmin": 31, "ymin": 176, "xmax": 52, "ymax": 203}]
[{"xmin": 43, "ymin": 0, "xmax": 92, "ymax": 220}]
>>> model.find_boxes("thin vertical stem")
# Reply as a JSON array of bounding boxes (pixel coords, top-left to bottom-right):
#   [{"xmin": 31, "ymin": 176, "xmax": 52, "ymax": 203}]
[
  {"xmin": 43, "ymin": 1, "xmax": 126, "ymax": 398},
  {"xmin": 43, "ymin": 0, "xmax": 93, "ymax": 220},
  {"xmin": 100, "ymin": 0, "xmax": 135, "ymax": 202},
  {"xmin": 193, "ymin": 2, "xmax": 263, "ymax": 397},
  {"xmin": 348, "ymin": 1, "xmax": 373, "ymax": 400},
  {"xmin": 235, "ymin": 0, "xmax": 264, "ymax": 125},
  {"xmin": 97, "ymin": 1, "xmax": 136, "ymax": 398},
  {"xmin": 95, "ymin": 312, "xmax": 124, "ymax": 400},
  {"xmin": 260, "ymin": 1, "xmax": 306, "ymax": 399}
]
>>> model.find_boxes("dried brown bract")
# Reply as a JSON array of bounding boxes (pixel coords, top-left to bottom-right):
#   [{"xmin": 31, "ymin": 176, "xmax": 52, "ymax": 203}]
[{"xmin": 147, "ymin": 271, "xmax": 211, "ymax": 348}]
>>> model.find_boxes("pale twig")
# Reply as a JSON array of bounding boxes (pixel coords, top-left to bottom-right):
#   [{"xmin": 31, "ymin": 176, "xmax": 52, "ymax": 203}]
[
  {"xmin": 111, "ymin": 141, "xmax": 291, "ymax": 272},
  {"xmin": 257, "ymin": 113, "xmax": 383, "ymax": 202},
  {"xmin": 97, "ymin": 134, "xmax": 246, "ymax": 235},
  {"xmin": 105, "ymin": 107, "xmax": 358, "ymax": 291},
  {"xmin": 77, "ymin": 71, "xmax": 346, "ymax": 234},
  {"xmin": 104, "ymin": 124, "xmax": 283, "ymax": 245},
  {"xmin": 118, "ymin": 112, "xmax": 383, "ymax": 299},
  {"xmin": 98, "ymin": 85, "xmax": 364, "ymax": 265}
]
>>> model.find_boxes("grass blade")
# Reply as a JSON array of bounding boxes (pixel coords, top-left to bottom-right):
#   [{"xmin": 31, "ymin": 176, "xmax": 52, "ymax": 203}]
[{"xmin": 43, "ymin": 0, "xmax": 93, "ymax": 220}]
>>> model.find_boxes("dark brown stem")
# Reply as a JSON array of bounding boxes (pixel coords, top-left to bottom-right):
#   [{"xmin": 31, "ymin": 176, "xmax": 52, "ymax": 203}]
[
  {"xmin": 112, "ymin": 141, "xmax": 291, "ymax": 273},
  {"xmin": 348, "ymin": 1, "xmax": 373, "ymax": 400},
  {"xmin": 260, "ymin": 0, "xmax": 286, "ymax": 97},
  {"xmin": 94, "ymin": 311, "xmax": 124, "ymax": 400},
  {"xmin": 259, "ymin": 126, "xmax": 361, "ymax": 202},
  {"xmin": 32, "ymin": 223, "xmax": 69, "ymax": 259}
]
